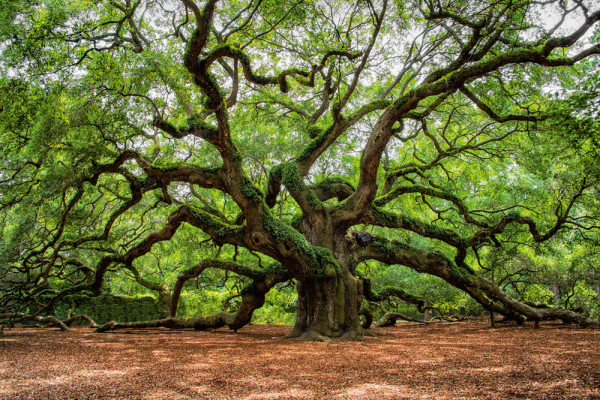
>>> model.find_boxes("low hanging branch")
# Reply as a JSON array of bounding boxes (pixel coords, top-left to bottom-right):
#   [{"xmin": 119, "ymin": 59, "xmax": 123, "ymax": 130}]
[
  {"xmin": 1, "ymin": 313, "xmax": 99, "ymax": 331},
  {"xmin": 360, "ymin": 275, "xmax": 430, "ymax": 328},
  {"xmin": 361, "ymin": 235, "xmax": 599, "ymax": 328},
  {"xmin": 362, "ymin": 277, "xmax": 427, "ymax": 312},
  {"xmin": 95, "ymin": 261, "xmax": 288, "ymax": 333},
  {"xmin": 373, "ymin": 312, "xmax": 427, "ymax": 327}
]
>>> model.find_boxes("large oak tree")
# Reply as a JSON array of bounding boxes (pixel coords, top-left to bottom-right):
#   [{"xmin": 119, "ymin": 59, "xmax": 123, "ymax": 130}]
[{"xmin": 1, "ymin": 0, "xmax": 600, "ymax": 340}]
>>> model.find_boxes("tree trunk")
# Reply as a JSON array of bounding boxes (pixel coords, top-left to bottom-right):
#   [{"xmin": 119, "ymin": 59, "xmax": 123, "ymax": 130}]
[
  {"xmin": 285, "ymin": 231, "xmax": 364, "ymax": 341},
  {"xmin": 286, "ymin": 268, "xmax": 364, "ymax": 341},
  {"xmin": 423, "ymin": 300, "xmax": 431, "ymax": 322},
  {"xmin": 551, "ymin": 283, "xmax": 561, "ymax": 303}
]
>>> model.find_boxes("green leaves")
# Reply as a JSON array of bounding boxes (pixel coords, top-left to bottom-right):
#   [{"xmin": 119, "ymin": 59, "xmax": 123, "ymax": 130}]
[{"xmin": 2, "ymin": 0, "xmax": 600, "ymax": 329}]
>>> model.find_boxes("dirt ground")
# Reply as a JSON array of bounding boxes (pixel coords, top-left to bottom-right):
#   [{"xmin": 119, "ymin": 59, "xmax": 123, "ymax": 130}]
[{"xmin": 0, "ymin": 319, "xmax": 599, "ymax": 400}]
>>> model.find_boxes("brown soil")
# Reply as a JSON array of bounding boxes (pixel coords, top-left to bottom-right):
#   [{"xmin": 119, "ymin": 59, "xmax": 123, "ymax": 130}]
[{"xmin": 0, "ymin": 319, "xmax": 599, "ymax": 399}]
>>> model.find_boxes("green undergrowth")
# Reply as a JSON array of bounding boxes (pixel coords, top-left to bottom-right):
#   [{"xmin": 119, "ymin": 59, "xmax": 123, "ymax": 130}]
[{"xmin": 53, "ymin": 293, "xmax": 163, "ymax": 324}]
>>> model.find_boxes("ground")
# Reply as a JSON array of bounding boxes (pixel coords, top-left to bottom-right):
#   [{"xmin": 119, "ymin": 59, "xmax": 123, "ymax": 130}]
[{"xmin": 0, "ymin": 319, "xmax": 599, "ymax": 399}]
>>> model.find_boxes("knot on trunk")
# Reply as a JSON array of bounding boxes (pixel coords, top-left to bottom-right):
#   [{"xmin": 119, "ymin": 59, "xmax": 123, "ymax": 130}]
[
  {"xmin": 250, "ymin": 232, "xmax": 266, "ymax": 247},
  {"xmin": 354, "ymin": 231, "xmax": 373, "ymax": 247}
]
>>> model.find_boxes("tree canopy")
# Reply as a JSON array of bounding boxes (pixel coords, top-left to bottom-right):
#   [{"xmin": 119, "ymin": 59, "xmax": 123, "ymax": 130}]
[{"xmin": 1, "ymin": 0, "xmax": 600, "ymax": 340}]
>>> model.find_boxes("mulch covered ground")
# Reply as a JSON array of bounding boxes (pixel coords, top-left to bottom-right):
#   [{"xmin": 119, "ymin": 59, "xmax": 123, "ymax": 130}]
[{"xmin": 0, "ymin": 319, "xmax": 599, "ymax": 399}]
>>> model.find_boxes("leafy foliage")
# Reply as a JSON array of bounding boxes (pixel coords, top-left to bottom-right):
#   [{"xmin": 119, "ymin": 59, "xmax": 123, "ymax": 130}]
[{"xmin": 1, "ymin": 0, "xmax": 600, "ymax": 335}]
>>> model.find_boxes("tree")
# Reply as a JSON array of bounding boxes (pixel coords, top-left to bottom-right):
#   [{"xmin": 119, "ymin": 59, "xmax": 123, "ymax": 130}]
[{"xmin": 1, "ymin": 0, "xmax": 600, "ymax": 340}]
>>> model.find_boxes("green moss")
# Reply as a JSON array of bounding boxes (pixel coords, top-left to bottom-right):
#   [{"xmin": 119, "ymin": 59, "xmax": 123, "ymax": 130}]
[
  {"xmin": 281, "ymin": 162, "xmax": 304, "ymax": 193},
  {"xmin": 307, "ymin": 125, "xmax": 322, "ymax": 138},
  {"xmin": 313, "ymin": 177, "xmax": 355, "ymax": 192},
  {"xmin": 189, "ymin": 206, "xmax": 243, "ymax": 240},
  {"xmin": 306, "ymin": 190, "xmax": 322, "ymax": 208},
  {"xmin": 371, "ymin": 206, "xmax": 401, "ymax": 225},
  {"xmin": 297, "ymin": 123, "xmax": 335, "ymax": 162},
  {"xmin": 450, "ymin": 263, "xmax": 473, "ymax": 284},
  {"xmin": 186, "ymin": 114, "xmax": 212, "ymax": 131},
  {"xmin": 392, "ymin": 88, "xmax": 418, "ymax": 108},
  {"xmin": 290, "ymin": 212, "xmax": 304, "ymax": 229},
  {"xmin": 263, "ymin": 212, "xmax": 310, "ymax": 253},
  {"xmin": 268, "ymin": 164, "xmax": 283, "ymax": 181},
  {"xmin": 319, "ymin": 179, "xmax": 333, "ymax": 192},
  {"xmin": 428, "ymin": 69, "xmax": 446, "ymax": 82},
  {"xmin": 278, "ymin": 163, "xmax": 324, "ymax": 208},
  {"xmin": 347, "ymin": 99, "xmax": 390, "ymax": 121},
  {"xmin": 239, "ymin": 178, "xmax": 264, "ymax": 201},
  {"xmin": 370, "ymin": 237, "xmax": 410, "ymax": 259},
  {"xmin": 263, "ymin": 212, "xmax": 338, "ymax": 278},
  {"xmin": 313, "ymin": 246, "xmax": 340, "ymax": 277},
  {"xmin": 264, "ymin": 262, "xmax": 288, "ymax": 275},
  {"xmin": 328, "ymin": 177, "xmax": 355, "ymax": 189},
  {"xmin": 184, "ymin": 29, "xmax": 200, "ymax": 62}
]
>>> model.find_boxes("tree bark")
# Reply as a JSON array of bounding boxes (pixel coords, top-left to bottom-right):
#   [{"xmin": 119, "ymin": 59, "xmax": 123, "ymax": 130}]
[
  {"xmin": 423, "ymin": 300, "xmax": 431, "ymax": 322},
  {"xmin": 286, "ymin": 265, "xmax": 364, "ymax": 341},
  {"xmin": 373, "ymin": 312, "xmax": 426, "ymax": 327},
  {"xmin": 284, "ymin": 228, "xmax": 364, "ymax": 341},
  {"xmin": 551, "ymin": 283, "xmax": 561, "ymax": 303}
]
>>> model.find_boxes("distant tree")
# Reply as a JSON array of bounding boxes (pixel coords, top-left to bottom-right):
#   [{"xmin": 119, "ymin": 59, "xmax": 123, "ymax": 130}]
[{"xmin": 1, "ymin": 0, "xmax": 600, "ymax": 340}]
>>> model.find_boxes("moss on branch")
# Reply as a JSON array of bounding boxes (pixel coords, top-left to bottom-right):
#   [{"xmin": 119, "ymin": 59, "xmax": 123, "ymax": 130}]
[
  {"xmin": 262, "ymin": 212, "xmax": 338, "ymax": 278},
  {"xmin": 370, "ymin": 206, "xmax": 464, "ymax": 248}
]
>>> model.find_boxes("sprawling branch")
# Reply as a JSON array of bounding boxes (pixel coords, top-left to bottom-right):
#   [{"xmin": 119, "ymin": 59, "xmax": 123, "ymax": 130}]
[
  {"xmin": 374, "ymin": 184, "xmax": 487, "ymax": 227},
  {"xmin": 358, "ymin": 234, "xmax": 597, "ymax": 327},
  {"xmin": 459, "ymin": 85, "xmax": 546, "ymax": 123},
  {"xmin": 0, "ymin": 313, "xmax": 99, "ymax": 331},
  {"xmin": 90, "ymin": 205, "xmax": 245, "ymax": 294},
  {"xmin": 170, "ymin": 260, "xmax": 288, "ymax": 317},
  {"xmin": 362, "ymin": 278, "xmax": 426, "ymax": 312},
  {"xmin": 467, "ymin": 179, "xmax": 591, "ymax": 247},
  {"xmin": 366, "ymin": 207, "xmax": 464, "ymax": 249},
  {"xmin": 310, "ymin": 178, "xmax": 355, "ymax": 203},
  {"xmin": 96, "ymin": 261, "xmax": 288, "ymax": 332},
  {"xmin": 340, "ymin": 10, "xmax": 600, "ymax": 226},
  {"xmin": 358, "ymin": 234, "xmax": 468, "ymax": 286}
]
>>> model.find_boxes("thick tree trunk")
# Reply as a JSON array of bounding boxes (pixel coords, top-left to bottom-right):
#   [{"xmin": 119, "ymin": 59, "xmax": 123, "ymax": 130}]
[
  {"xmin": 285, "ymin": 230, "xmax": 364, "ymax": 341},
  {"xmin": 286, "ymin": 269, "xmax": 364, "ymax": 341}
]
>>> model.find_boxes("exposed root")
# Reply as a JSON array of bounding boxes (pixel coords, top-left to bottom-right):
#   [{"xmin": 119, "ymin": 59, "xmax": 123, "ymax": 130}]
[
  {"xmin": 281, "ymin": 328, "xmax": 332, "ymax": 342},
  {"xmin": 340, "ymin": 329, "xmax": 365, "ymax": 341},
  {"xmin": 281, "ymin": 327, "xmax": 304, "ymax": 340},
  {"xmin": 297, "ymin": 330, "xmax": 331, "ymax": 342},
  {"xmin": 362, "ymin": 328, "xmax": 385, "ymax": 337}
]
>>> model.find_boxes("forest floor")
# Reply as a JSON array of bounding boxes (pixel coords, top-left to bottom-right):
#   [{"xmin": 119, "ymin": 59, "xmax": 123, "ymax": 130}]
[{"xmin": 0, "ymin": 319, "xmax": 599, "ymax": 399}]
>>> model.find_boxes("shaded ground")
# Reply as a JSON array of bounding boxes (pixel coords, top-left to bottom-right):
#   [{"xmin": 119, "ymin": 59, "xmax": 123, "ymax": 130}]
[{"xmin": 0, "ymin": 319, "xmax": 599, "ymax": 399}]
